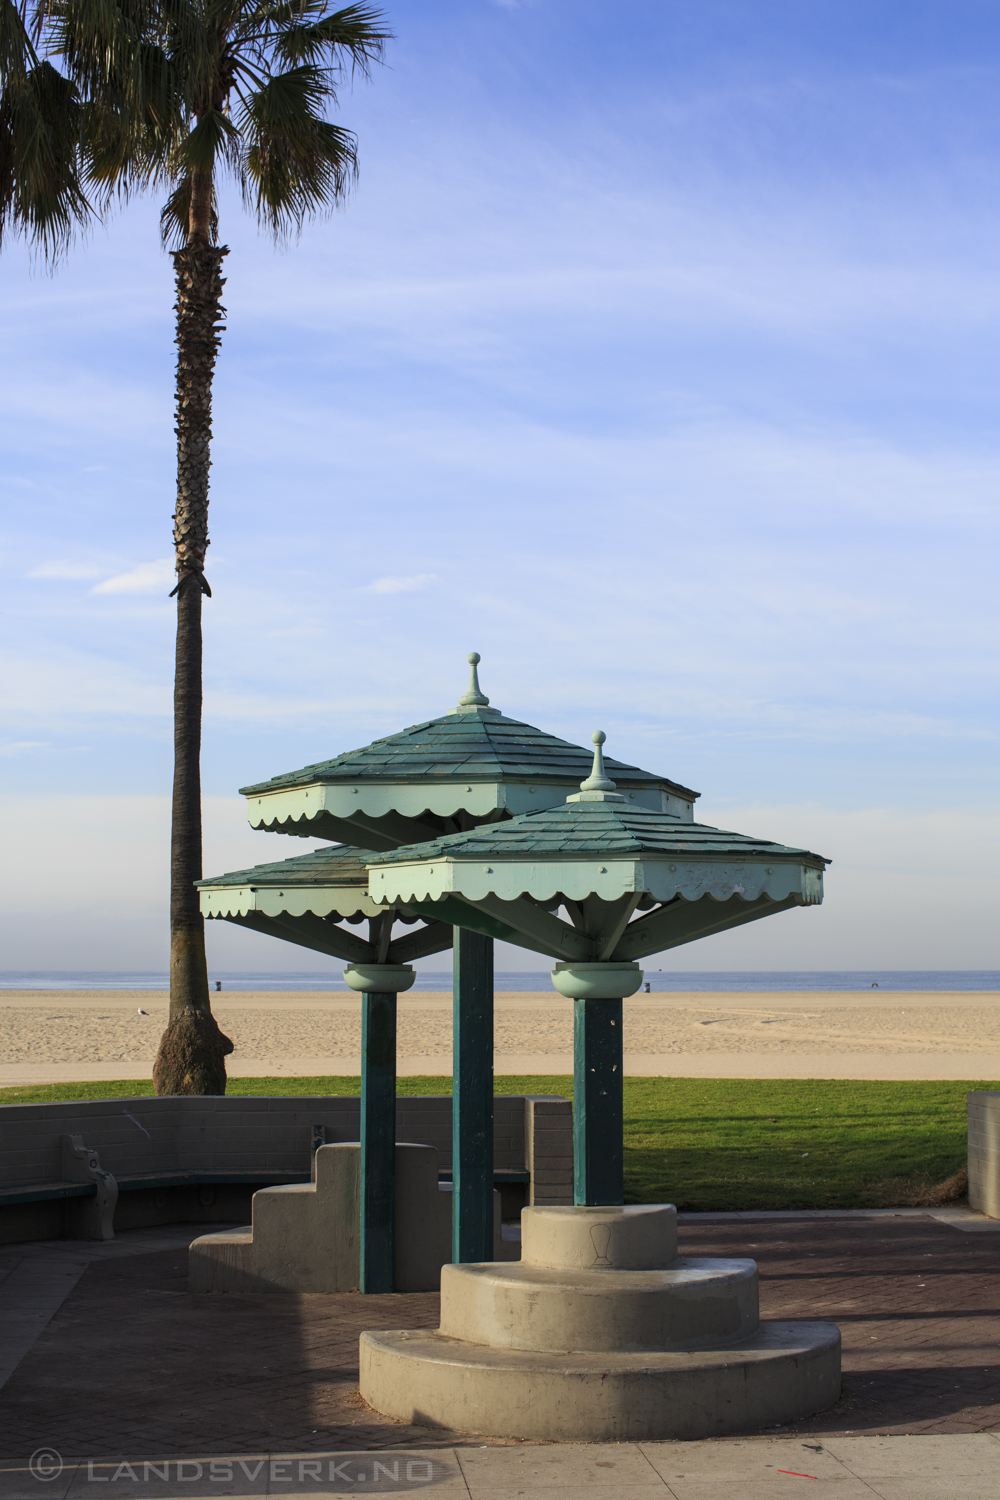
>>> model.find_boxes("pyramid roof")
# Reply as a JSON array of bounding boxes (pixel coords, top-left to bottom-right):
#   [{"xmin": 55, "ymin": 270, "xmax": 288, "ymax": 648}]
[{"xmin": 240, "ymin": 709, "xmax": 694, "ymax": 799}]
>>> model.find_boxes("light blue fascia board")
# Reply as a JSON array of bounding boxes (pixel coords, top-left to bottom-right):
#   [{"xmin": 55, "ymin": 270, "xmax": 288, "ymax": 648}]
[
  {"xmin": 368, "ymin": 857, "xmax": 643, "ymax": 907},
  {"xmin": 641, "ymin": 859, "xmax": 824, "ymax": 907},
  {"xmin": 245, "ymin": 778, "xmax": 698, "ymax": 840},
  {"xmin": 247, "ymin": 780, "xmax": 513, "ymax": 833},
  {"xmin": 199, "ymin": 881, "xmax": 384, "ymax": 922},
  {"xmin": 368, "ymin": 855, "xmax": 822, "ymax": 909}
]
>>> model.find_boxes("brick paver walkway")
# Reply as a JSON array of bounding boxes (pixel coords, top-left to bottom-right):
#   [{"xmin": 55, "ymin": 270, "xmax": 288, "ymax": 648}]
[
  {"xmin": 1, "ymin": 1216, "xmax": 998, "ymax": 1458},
  {"xmin": 682, "ymin": 1217, "xmax": 1000, "ymax": 1438}
]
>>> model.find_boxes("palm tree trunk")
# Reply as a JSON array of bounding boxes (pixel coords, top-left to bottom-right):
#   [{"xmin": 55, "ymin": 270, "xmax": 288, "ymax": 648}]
[
  {"xmin": 169, "ymin": 573, "xmax": 209, "ymax": 1005},
  {"xmin": 153, "ymin": 239, "xmax": 233, "ymax": 1096}
]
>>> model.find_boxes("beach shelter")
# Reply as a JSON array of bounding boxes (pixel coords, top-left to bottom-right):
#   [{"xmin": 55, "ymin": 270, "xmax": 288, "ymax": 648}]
[
  {"xmin": 356, "ymin": 746, "xmax": 835, "ymax": 1440},
  {"xmin": 363, "ymin": 731, "xmax": 829, "ymax": 1206},
  {"xmin": 197, "ymin": 845, "xmax": 452, "ymax": 1294},
  {"xmin": 238, "ymin": 654, "xmax": 698, "ymax": 849},
  {"xmin": 198, "ymin": 844, "xmax": 452, "ymax": 968},
  {"xmin": 198, "ymin": 659, "xmax": 693, "ymax": 1286}
]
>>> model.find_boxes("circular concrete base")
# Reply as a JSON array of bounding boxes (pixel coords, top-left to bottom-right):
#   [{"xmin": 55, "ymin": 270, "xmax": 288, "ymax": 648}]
[
  {"xmin": 360, "ymin": 1319, "xmax": 842, "ymax": 1441},
  {"xmin": 438, "ymin": 1256, "xmax": 758, "ymax": 1353}
]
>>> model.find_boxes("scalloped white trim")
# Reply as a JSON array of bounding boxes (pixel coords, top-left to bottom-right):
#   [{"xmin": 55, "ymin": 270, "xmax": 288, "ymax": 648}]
[
  {"xmin": 247, "ymin": 782, "xmax": 505, "ymax": 828},
  {"xmin": 245, "ymin": 779, "xmax": 677, "ymax": 831},
  {"xmin": 199, "ymin": 883, "xmax": 384, "ymax": 921},
  {"xmin": 368, "ymin": 858, "xmax": 823, "ymax": 908}
]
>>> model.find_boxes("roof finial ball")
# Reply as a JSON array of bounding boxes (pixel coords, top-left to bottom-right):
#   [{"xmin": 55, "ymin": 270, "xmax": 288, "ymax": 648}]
[
  {"xmin": 448, "ymin": 650, "xmax": 501, "ymax": 717},
  {"xmin": 580, "ymin": 729, "xmax": 617, "ymax": 793},
  {"xmin": 459, "ymin": 651, "xmax": 490, "ymax": 708}
]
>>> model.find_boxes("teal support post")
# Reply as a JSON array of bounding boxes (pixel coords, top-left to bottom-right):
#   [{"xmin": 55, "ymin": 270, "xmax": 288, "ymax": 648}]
[
  {"xmin": 573, "ymin": 997, "xmax": 624, "ymax": 1206},
  {"xmin": 452, "ymin": 928, "xmax": 494, "ymax": 1262},
  {"xmin": 360, "ymin": 990, "xmax": 397, "ymax": 1292}
]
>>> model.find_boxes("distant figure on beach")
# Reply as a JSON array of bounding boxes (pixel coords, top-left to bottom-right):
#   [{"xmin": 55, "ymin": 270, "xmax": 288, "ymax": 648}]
[
  {"xmin": 215, "ymin": 981, "xmax": 222, "ymax": 992},
  {"xmin": 644, "ymin": 982, "xmax": 651, "ymax": 993}
]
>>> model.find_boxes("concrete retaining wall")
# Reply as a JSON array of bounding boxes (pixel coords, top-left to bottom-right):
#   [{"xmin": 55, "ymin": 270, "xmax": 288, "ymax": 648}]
[
  {"xmin": 0, "ymin": 1094, "xmax": 539, "ymax": 1185},
  {"xmin": 0, "ymin": 1093, "xmax": 572, "ymax": 1243},
  {"xmin": 968, "ymin": 1091, "xmax": 1000, "ymax": 1219}
]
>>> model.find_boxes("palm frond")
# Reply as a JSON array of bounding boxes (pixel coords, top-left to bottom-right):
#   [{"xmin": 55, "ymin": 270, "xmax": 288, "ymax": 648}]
[
  {"xmin": 177, "ymin": 104, "xmax": 242, "ymax": 173},
  {"xmin": 238, "ymin": 64, "xmax": 356, "ymax": 237},
  {"xmin": 41, "ymin": 0, "xmax": 147, "ymax": 100},
  {"xmin": 83, "ymin": 83, "xmax": 170, "ymax": 202},
  {"xmin": 0, "ymin": 55, "xmax": 90, "ymax": 256},
  {"xmin": 271, "ymin": 3, "xmax": 390, "ymax": 74},
  {"xmin": 235, "ymin": 58, "xmax": 328, "ymax": 128},
  {"xmin": 2, "ymin": 0, "xmax": 37, "ymax": 78},
  {"xmin": 24, "ymin": 0, "xmax": 388, "ymax": 255},
  {"xmin": 43, "ymin": 0, "xmax": 188, "ymax": 150}
]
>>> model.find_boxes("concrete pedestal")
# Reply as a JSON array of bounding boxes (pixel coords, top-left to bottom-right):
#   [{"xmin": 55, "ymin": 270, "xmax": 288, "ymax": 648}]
[{"xmin": 359, "ymin": 1203, "xmax": 841, "ymax": 1440}]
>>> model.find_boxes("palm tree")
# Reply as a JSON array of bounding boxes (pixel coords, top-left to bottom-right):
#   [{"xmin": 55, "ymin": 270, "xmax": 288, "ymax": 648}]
[
  {"xmin": 1, "ymin": 0, "xmax": 89, "ymax": 256},
  {"xmin": 43, "ymin": 0, "xmax": 391, "ymax": 1093}
]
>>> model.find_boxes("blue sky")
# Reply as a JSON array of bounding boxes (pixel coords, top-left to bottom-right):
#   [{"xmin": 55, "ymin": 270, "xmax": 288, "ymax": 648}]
[{"xmin": 2, "ymin": 0, "xmax": 998, "ymax": 973}]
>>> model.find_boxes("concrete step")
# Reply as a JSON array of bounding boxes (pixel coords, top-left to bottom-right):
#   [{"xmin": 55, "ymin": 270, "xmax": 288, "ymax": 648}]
[
  {"xmin": 188, "ymin": 1226, "xmax": 253, "ymax": 1292},
  {"xmin": 359, "ymin": 1317, "xmax": 842, "ymax": 1441},
  {"xmin": 439, "ymin": 1254, "xmax": 758, "ymax": 1352}
]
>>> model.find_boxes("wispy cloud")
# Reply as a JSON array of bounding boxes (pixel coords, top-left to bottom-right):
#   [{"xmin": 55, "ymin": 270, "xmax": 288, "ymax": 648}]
[
  {"xmin": 366, "ymin": 573, "xmax": 437, "ymax": 595},
  {"xmin": 29, "ymin": 561, "xmax": 104, "ymax": 581},
  {"xmin": 0, "ymin": 741, "xmax": 48, "ymax": 756},
  {"xmin": 92, "ymin": 560, "xmax": 175, "ymax": 595},
  {"xmin": 1, "ymin": 653, "xmax": 169, "ymax": 722}
]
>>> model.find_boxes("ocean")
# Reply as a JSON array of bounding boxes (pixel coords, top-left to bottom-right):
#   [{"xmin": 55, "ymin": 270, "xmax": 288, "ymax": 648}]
[{"xmin": 1, "ymin": 971, "xmax": 997, "ymax": 993}]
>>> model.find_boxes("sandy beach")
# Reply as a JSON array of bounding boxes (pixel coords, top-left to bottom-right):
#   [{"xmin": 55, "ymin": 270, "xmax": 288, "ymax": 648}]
[{"xmin": 2, "ymin": 988, "xmax": 1000, "ymax": 1084}]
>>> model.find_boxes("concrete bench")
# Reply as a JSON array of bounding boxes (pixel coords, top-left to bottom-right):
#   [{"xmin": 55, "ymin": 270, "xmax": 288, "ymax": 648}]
[
  {"xmin": 0, "ymin": 1093, "xmax": 572, "ymax": 1245},
  {"xmin": 0, "ymin": 1170, "xmax": 310, "ymax": 1203}
]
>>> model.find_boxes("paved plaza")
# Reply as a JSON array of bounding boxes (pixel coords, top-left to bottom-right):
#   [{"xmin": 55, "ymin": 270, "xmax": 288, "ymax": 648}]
[{"xmin": 2, "ymin": 1214, "xmax": 1000, "ymax": 1496}]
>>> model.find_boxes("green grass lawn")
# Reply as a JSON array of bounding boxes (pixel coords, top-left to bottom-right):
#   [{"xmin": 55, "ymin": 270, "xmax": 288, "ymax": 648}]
[{"xmin": 1, "ymin": 1075, "xmax": 988, "ymax": 1211}]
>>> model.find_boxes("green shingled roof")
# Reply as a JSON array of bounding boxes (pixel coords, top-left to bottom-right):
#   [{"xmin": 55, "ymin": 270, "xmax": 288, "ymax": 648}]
[
  {"xmin": 365, "ymin": 801, "xmax": 828, "ymax": 868},
  {"xmin": 197, "ymin": 844, "xmax": 371, "ymax": 890},
  {"xmin": 239, "ymin": 711, "xmax": 697, "ymax": 800}
]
